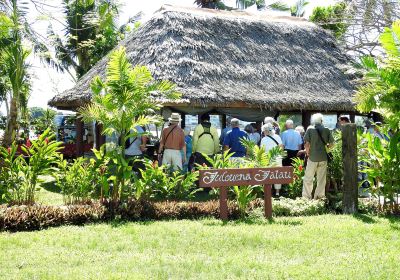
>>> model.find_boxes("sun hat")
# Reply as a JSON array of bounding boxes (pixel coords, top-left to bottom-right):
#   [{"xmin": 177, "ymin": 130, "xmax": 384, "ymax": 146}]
[{"xmin": 168, "ymin": 112, "xmax": 181, "ymax": 123}]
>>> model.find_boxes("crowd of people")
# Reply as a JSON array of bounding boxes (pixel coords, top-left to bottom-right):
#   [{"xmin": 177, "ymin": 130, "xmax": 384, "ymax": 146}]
[{"xmin": 126, "ymin": 112, "xmax": 368, "ymax": 199}]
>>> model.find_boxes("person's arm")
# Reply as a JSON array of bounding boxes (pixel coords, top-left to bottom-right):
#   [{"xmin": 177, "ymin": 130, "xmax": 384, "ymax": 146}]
[
  {"xmin": 182, "ymin": 142, "xmax": 187, "ymax": 163},
  {"xmin": 277, "ymin": 136, "xmax": 284, "ymax": 149},
  {"xmin": 297, "ymin": 133, "xmax": 303, "ymax": 151},
  {"xmin": 280, "ymin": 133, "xmax": 286, "ymax": 149},
  {"xmin": 140, "ymin": 135, "xmax": 148, "ymax": 152},
  {"xmin": 303, "ymin": 129, "xmax": 311, "ymax": 156},
  {"xmin": 304, "ymin": 141, "xmax": 310, "ymax": 157}
]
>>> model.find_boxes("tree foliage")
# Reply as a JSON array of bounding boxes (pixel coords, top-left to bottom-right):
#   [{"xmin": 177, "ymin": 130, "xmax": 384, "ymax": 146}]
[
  {"xmin": 310, "ymin": 2, "xmax": 348, "ymax": 39},
  {"xmin": 79, "ymin": 47, "xmax": 179, "ymax": 201},
  {"xmin": 0, "ymin": 0, "xmax": 31, "ymax": 146},
  {"xmin": 311, "ymin": 0, "xmax": 400, "ymax": 57},
  {"xmin": 49, "ymin": 0, "xmax": 140, "ymax": 79},
  {"xmin": 355, "ymin": 20, "xmax": 400, "ymax": 129}
]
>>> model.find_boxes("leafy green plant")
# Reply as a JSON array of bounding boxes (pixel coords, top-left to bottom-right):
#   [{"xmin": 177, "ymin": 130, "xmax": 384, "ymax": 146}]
[
  {"xmin": 287, "ymin": 157, "xmax": 304, "ymax": 199},
  {"xmin": 56, "ymin": 157, "xmax": 96, "ymax": 204},
  {"xmin": 241, "ymin": 138, "xmax": 286, "ymax": 167},
  {"xmin": 0, "ymin": 128, "xmax": 62, "ymax": 205},
  {"xmin": 0, "ymin": 143, "xmax": 24, "ymax": 204},
  {"xmin": 328, "ymin": 131, "xmax": 343, "ymax": 191},
  {"xmin": 80, "ymin": 47, "xmax": 179, "ymax": 202},
  {"xmin": 355, "ymin": 20, "xmax": 400, "ymax": 129},
  {"xmin": 131, "ymin": 161, "xmax": 200, "ymax": 200},
  {"xmin": 310, "ymin": 2, "xmax": 348, "ymax": 39},
  {"xmin": 359, "ymin": 129, "xmax": 400, "ymax": 209}
]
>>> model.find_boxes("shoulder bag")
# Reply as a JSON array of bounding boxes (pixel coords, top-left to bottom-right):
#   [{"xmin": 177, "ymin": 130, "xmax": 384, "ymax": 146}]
[
  {"xmin": 315, "ymin": 128, "xmax": 333, "ymax": 163},
  {"xmin": 267, "ymin": 135, "xmax": 279, "ymax": 146}
]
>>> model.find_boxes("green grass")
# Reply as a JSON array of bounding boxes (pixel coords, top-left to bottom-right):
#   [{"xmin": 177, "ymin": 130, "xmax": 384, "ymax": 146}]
[{"xmin": 1, "ymin": 215, "xmax": 400, "ymax": 279}]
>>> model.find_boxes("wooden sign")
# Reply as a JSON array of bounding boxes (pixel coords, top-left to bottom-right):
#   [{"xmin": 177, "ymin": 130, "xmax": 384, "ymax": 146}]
[
  {"xmin": 199, "ymin": 167, "xmax": 294, "ymax": 188},
  {"xmin": 199, "ymin": 167, "xmax": 294, "ymax": 220}
]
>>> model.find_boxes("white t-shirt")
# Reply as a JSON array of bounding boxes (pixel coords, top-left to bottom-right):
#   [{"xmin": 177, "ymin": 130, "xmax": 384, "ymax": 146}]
[
  {"xmin": 260, "ymin": 134, "xmax": 282, "ymax": 153},
  {"xmin": 125, "ymin": 126, "xmax": 144, "ymax": 156}
]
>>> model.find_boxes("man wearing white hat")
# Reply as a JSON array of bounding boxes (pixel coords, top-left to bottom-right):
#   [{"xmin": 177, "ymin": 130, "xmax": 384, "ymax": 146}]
[{"xmin": 158, "ymin": 113, "xmax": 186, "ymax": 171}]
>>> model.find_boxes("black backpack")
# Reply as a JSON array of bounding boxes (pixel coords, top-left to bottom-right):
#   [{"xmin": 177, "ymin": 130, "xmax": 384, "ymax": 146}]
[{"xmin": 199, "ymin": 123, "xmax": 214, "ymax": 140}]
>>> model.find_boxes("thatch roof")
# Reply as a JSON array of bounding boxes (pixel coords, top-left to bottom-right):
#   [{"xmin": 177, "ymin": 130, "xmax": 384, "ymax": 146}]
[{"xmin": 49, "ymin": 5, "xmax": 356, "ymax": 114}]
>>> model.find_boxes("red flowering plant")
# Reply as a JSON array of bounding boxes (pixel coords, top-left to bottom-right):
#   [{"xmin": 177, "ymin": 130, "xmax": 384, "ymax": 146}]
[{"xmin": 287, "ymin": 157, "xmax": 305, "ymax": 199}]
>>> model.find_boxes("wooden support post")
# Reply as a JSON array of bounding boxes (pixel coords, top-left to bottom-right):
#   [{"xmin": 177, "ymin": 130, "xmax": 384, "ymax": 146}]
[
  {"xmin": 302, "ymin": 111, "xmax": 312, "ymax": 129},
  {"xmin": 264, "ymin": 185, "xmax": 272, "ymax": 219},
  {"xmin": 181, "ymin": 113, "xmax": 186, "ymax": 128},
  {"xmin": 219, "ymin": 186, "xmax": 228, "ymax": 220},
  {"xmin": 76, "ymin": 117, "xmax": 84, "ymax": 157},
  {"xmin": 222, "ymin": 114, "xmax": 227, "ymax": 130},
  {"xmin": 349, "ymin": 113, "xmax": 355, "ymax": 123},
  {"xmin": 342, "ymin": 124, "xmax": 358, "ymax": 214}
]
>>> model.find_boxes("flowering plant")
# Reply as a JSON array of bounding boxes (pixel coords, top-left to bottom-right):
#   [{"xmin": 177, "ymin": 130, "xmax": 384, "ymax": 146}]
[{"xmin": 287, "ymin": 157, "xmax": 305, "ymax": 199}]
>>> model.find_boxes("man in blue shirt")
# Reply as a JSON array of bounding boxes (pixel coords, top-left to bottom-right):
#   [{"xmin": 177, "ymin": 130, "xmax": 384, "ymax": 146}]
[
  {"xmin": 281, "ymin": 119, "xmax": 303, "ymax": 166},
  {"xmin": 219, "ymin": 116, "xmax": 232, "ymax": 145},
  {"xmin": 223, "ymin": 118, "xmax": 248, "ymax": 157}
]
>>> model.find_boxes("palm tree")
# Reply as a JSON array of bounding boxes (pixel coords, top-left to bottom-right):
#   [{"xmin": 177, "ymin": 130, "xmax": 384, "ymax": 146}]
[
  {"xmin": 79, "ymin": 47, "xmax": 179, "ymax": 201},
  {"xmin": 0, "ymin": 0, "xmax": 31, "ymax": 147},
  {"xmin": 49, "ymin": 0, "xmax": 139, "ymax": 79}
]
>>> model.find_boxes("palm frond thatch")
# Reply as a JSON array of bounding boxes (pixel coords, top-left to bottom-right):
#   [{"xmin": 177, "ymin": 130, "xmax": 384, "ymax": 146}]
[{"xmin": 49, "ymin": 5, "xmax": 356, "ymax": 112}]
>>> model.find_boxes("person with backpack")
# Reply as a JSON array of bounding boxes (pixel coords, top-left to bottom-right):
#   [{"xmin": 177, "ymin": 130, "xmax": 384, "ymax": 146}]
[
  {"xmin": 191, "ymin": 113, "xmax": 219, "ymax": 168},
  {"xmin": 302, "ymin": 113, "xmax": 334, "ymax": 200}
]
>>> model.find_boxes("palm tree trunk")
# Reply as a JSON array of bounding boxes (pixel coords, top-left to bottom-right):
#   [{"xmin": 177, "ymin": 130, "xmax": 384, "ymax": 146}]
[{"xmin": 3, "ymin": 96, "xmax": 17, "ymax": 146}]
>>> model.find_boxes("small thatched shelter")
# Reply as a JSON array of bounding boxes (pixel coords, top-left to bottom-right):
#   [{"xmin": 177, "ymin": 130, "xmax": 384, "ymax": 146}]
[{"xmin": 49, "ymin": 5, "xmax": 357, "ymax": 154}]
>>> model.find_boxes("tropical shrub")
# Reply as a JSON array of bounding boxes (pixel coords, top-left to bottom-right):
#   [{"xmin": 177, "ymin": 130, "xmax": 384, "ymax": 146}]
[
  {"xmin": 359, "ymin": 130, "xmax": 400, "ymax": 209},
  {"xmin": 80, "ymin": 46, "xmax": 179, "ymax": 202},
  {"xmin": 0, "ymin": 129, "xmax": 62, "ymax": 205},
  {"xmin": 0, "ymin": 143, "xmax": 24, "ymax": 204},
  {"xmin": 57, "ymin": 157, "xmax": 96, "ymax": 204},
  {"xmin": 287, "ymin": 157, "xmax": 304, "ymax": 199},
  {"xmin": 355, "ymin": 20, "xmax": 400, "ymax": 129},
  {"xmin": 56, "ymin": 147, "xmax": 111, "ymax": 204},
  {"xmin": 130, "ymin": 161, "xmax": 200, "ymax": 200},
  {"xmin": 328, "ymin": 131, "xmax": 343, "ymax": 191}
]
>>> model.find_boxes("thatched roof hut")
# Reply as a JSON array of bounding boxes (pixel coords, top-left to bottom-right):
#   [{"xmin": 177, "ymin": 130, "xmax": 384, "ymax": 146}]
[{"xmin": 49, "ymin": 5, "xmax": 356, "ymax": 121}]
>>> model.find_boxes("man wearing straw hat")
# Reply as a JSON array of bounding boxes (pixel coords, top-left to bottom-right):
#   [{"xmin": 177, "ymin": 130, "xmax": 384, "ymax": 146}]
[{"xmin": 158, "ymin": 113, "xmax": 186, "ymax": 171}]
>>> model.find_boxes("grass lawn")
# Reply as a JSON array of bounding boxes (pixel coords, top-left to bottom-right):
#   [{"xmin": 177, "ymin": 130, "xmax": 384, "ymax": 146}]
[{"xmin": 1, "ymin": 215, "xmax": 400, "ymax": 279}]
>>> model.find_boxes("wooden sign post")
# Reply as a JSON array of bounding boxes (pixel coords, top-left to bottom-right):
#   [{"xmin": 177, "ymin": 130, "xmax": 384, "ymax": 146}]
[{"xmin": 199, "ymin": 166, "xmax": 294, "ymax": 220}]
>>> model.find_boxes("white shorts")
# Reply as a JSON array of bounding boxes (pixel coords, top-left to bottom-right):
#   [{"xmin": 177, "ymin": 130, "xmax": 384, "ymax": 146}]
[{"xmin": 162, "ymin": 149, "xmax": 183, "ymax": 171}]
